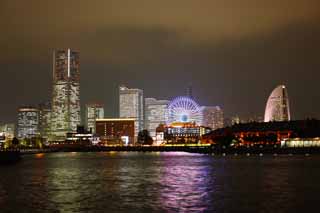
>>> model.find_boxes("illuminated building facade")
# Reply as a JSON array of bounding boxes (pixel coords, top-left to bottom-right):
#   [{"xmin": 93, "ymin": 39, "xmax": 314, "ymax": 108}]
[
  {"xmin": 85, "ymin": 103, "xmax": 104, "ymax": 133},
  {"xmin": 201, "ymin": 106, "xmax": 224, "ymax": 130},
  {"xmin": 119, "ymin": 85, "xmax": 143, "ymax": 137},
  {"xmin": 162, "ymin": 122, "xmax": 211, "ymax": 144},
  {"xmin": 144, "ymin": 98, "xmax": 169, "ymax": 139},
  {"xmin": 231, "ymin": 116, "xmax": 241, "ymax": 125},
  {"xmin": 281, "ymin": 138, "xmax": 320, "ymax": 148},
  {"xmin": 51, "ymin": 49, "xmax": 80, "ymax": 140},
  {"xmin": 17, "ymin": 107, "xmax": 39, "ymax": 139},
  {"xmin": 264, "ymin": 85, "xmax": 290, "ymax": 122},
  {"xmin": 66, "ymin": 126, "xmax": 93, "ymax": 144},
  {"xmin": 38, "ymin": 102, "xmax": 51, "ymax": 140},
  {"xmin": 0, "ymin": 123, "xmax": 15, "ymax": 140},
  {"xmin": 96, "ymin": 118, "xmax": 135, "ymax": 145},
  {"xmin": 202, "ymin": 120, "xmax": 320, "ymax": 146}
]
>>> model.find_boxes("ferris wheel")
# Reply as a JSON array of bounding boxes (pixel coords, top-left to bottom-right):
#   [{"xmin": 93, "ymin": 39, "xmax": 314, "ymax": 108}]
[{"xmin": 166, "ymin": 96, "xmax": 203, "ymax": 125}]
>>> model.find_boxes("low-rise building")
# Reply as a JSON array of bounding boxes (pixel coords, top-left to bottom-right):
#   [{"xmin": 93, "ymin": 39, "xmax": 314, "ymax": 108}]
[
  {"xmin": 96, "ymin": 118, "xmax": 135, "ymax": 145},
  {"xmin": 202, "ymin": 120, "xmax": 320, "ymax": 147},
  {"xmin": 157, "ymin": 122, "xmax": 211, "ymax": 144}
]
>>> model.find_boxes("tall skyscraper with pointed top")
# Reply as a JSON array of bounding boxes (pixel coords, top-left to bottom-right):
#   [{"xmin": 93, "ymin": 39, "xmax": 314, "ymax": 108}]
[{"xmin": 51, "ymin": 49, "xmax": 80, "ymax": 140}]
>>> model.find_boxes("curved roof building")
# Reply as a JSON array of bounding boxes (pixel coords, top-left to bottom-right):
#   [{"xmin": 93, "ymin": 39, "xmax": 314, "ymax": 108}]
[{"xmin": 264, "ymin": 85, "xmax": 291, "ymax": 122}]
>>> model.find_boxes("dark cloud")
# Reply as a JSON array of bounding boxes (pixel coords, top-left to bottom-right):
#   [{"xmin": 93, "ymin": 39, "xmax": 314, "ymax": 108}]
[{"xmin": 0, "ymin": 0, "xmax": 320, "ymax": 123}]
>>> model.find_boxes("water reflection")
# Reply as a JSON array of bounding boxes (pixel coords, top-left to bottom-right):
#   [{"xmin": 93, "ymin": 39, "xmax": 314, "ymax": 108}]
[
  {"xmin": 0, "ymin": 153, "xmax": 320, "ymax": 212},
  {"xmin": 158, "ymin": 153, "xmax": 213, "ymax": 212}
]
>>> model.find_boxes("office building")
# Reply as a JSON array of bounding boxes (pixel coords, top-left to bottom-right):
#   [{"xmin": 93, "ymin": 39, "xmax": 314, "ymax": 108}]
[
  {"xmin": 96, "ymin": 118, "xmax": 135, "ymax": 145},
  {"xmin": 144, "ymin": 98, "xmax": 169, "ymax": 138},
  {"xmin": 17, "ymin": 106, "xmax": 39, "ymax": 139},
  {"xmin": 51, "ymin": 49, "xmax": 81, "ymax": 140},
  {"xmin": 202, "ymin": 106, "xmax": 224, "ymax": 130},
  {"xmin": 38, "ymin": 102, "xmax": 51, "ymax": 139},
  {"xmin": 119, "ymin": 85, "xmax": 143, "ymax": 137},
  {"xmin": 85, "ymin": 103, "xmax": 104, "ymax": 133}
]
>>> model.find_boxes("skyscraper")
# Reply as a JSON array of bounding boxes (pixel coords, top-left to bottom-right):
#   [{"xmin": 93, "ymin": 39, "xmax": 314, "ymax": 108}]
[
  {"xmin": 51, "ymin": 49, "xmax": 80, "ymax": 140},
  {"xmin": 144, "ymin": 98, "xmax": 169, "ymax": 138},
  {"xmin": 17, "ymin": 106, "xmax": 39, "ymax": 139},
  {"xmin": 119, "ymin": 85, "xmax": 143, "ymax": 138},
  {"xmin": 38, "ymin": 102, "xmax": 51, "ymax": 140},
  {"xmin": 264, "ymin": 85, "xmax": 291, "ymax": 122},
  {"xmin": 85, "ymin": 103, "xmax": 104, "ymax": 133},
  {"xmin": 201, "ymin": 106, "xmax": 224, "ymax": 130}
]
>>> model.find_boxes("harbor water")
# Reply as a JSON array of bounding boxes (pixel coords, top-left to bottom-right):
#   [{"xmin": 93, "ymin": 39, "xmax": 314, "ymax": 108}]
[{"xmin": 0, "ymin": 152, "xmax": 319, "ymax": 212}]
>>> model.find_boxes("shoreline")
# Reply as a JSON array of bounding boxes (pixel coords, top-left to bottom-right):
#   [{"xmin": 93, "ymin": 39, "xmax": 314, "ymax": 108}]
[{"xmin": 15, "ymin": 146, "xmax": 320, "ymax": 155}]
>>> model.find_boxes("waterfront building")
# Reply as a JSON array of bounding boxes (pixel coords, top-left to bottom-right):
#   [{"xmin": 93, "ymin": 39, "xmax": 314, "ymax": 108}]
[
  {"xmin": 144, "ymin": 98, "xmax": 169, "ymax": 139},
  {"xmin": 85, "ymin": 103, "xmax": 104, "ymax": 133},
  {"xmin": 51, "ymin": 49, "xmax": 81, "ymax": 140},
  {"xmin": 281, "ymin": 138, "xmax": 320, "ymax": 148},
  {"xmin": 65, "ymin": 125, "xmax": 93, "ymax": 144},
  {"xmin": 264, "ymin": 85, "xmax": 291, "ymax": 122},
  {"xmin": 159, "ymin": 122, "xmax": 211, "ymax": 144},
  {"xmin": 155, "ymin": 124, "xmax": 165, "ymax": 145},
  {"xmin": 119, "ymin": 85, "xmax": 143, "ymax": 138},
  {"xmin": 38, "ymin": 102, "xmax": 51, "ymax": 140},
  {"xmin": 96, "ymin": 118, "xmax": 135, "ymax": 145},
  {"xmin": 0, "ymin": 123, "xmax": 15, "ymax": 140},
  {"xmin": 202, "ymin": 120, "xmax": 320, "ymax": 146},
  {"xmin": 17, "ymin": 106, "xmax": 39, "ymax": 139},
  {"xmin": 201, "ymin": 106, "xmax": 224, "ymax": 130}
]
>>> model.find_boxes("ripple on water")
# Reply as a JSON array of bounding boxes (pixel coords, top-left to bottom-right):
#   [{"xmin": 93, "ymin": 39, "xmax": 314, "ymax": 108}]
[{"xmin": 0, "ymin": 153, "xmax": 320, "ymax": 212}]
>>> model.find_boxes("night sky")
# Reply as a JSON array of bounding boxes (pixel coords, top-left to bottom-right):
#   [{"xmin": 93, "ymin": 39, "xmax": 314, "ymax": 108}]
[{"xmin": 1, "ymin": 0, "xmax": 320, "ymax": 123}]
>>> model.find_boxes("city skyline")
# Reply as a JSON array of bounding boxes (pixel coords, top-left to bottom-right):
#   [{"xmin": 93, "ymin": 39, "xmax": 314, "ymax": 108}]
[
  {"xmin": 1, "ymin": 2, "xmax": 320, "ymax": 212},
  {"xmin": 1, "ymin": 0, "xmax": 320, "ymax": 123}
]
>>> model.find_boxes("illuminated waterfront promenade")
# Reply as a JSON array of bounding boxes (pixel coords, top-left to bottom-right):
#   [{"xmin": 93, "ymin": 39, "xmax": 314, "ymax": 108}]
[{"xmin": 11, "ymin": 145, "xmax": 320, "ymax": 155}]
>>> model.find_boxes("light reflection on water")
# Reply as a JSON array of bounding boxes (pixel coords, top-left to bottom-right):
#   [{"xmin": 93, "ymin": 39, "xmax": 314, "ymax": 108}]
[{"xmin": 0, "ymin": 152, "xmax": 320, "ymax": 212}]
